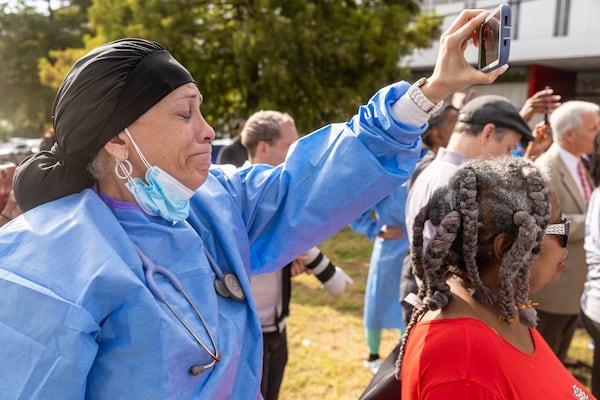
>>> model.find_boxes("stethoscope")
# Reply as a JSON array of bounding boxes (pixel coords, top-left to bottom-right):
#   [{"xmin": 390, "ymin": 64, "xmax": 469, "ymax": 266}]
[{"xmin": 132, "ymin": 243, "xmax": 245, "ymax": 375}]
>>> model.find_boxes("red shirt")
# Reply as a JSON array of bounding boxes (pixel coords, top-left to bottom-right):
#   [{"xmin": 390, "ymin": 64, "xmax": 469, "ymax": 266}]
[{"xmin": 401, "ymin": 318, "xmax": 595, "ymax": 399}]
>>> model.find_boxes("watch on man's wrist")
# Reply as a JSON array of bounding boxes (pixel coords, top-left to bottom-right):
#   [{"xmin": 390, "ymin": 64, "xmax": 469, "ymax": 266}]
[{"xmin": 407, "ymin": 77, "xmax": 444, "ymax": 114}]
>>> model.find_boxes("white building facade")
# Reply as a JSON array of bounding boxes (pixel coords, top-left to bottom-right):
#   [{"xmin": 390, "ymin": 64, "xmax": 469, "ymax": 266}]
[{"xmin": 407, "ymin": 0, "xmax": 600, "ymax": 112}]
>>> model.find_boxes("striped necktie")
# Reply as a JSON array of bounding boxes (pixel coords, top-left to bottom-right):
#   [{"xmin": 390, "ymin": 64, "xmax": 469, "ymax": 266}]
[{"xmin": 577, "ymin": 159, "xmax": 592, "ymax": 204}]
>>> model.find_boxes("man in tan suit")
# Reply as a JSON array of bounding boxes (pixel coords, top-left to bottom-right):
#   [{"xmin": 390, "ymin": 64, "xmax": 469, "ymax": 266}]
[{"xmin": 533, "ymin": 100, "xmax": 600, "ymax": 362}]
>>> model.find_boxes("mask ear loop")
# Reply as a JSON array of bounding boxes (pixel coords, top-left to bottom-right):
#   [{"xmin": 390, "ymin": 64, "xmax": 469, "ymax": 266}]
[
  {"xmin": 124, "ymin": 127, "xmax": 153, "ymax": 170},
  {"xmin": 115, "ymin": 157, "xmax": 151, "ymax": 212}
]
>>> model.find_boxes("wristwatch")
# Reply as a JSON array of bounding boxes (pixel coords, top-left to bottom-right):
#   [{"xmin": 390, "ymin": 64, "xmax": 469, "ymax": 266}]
[{"xmin": 407, "ymin": 77, "xmax": 444, "ymax": 114}]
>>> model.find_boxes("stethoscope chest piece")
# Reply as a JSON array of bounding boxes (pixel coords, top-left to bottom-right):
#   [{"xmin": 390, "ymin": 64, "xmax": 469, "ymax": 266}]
[
  {"xmin": 203, "ymin": 247, "xmax": 245, "ymax": 301},
  {"xmin": 223, "ymin": 272, "xmax": 245, "ymax": 301},
  {"xmin": 214, "ymin": 272, "xmax": 245, "ymax": 301}
]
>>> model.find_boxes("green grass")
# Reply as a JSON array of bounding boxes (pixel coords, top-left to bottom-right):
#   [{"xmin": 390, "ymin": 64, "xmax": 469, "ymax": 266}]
[{"xmin": 278, "ymin": 227, "xmax": 595, "ymax": 399}]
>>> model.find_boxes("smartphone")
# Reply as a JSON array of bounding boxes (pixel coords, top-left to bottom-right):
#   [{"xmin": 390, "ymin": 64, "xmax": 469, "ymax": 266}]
[
  {"xmin": 543, "ymin": 86, "xmax": 552, "ymax": 124},
  {"xmin": 478, "ymin": 4, "xmax": 511, "ymax": 72}
]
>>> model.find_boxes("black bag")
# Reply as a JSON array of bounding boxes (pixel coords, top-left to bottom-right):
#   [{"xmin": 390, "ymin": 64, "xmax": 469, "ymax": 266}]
[{"xmin": 358, "ymin": 342, "xmax": 402, "ymax": 400}]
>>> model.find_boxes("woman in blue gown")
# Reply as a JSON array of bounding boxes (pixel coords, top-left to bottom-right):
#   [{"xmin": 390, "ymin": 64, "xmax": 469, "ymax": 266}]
[
  {"xmin": 351, "ymin": 184, "xmax": 409, "ymax": 373},
  {"xmin": 0, "ymin": 10, "xmax": 507, "ymax": 399}
]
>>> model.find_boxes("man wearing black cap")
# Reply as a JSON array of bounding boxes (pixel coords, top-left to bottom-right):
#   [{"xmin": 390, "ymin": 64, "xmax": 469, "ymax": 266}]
[{"xmin": 404, "ymin": 95, "xmax": 532, "ymax": 291}]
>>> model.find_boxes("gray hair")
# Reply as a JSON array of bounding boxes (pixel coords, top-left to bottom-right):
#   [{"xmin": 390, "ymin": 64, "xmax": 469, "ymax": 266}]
[
  {"xmin": 396, "ymin": 156, "xmax": 551, "ymax": 376},
  {"xmin": 550, "ymin": 100, "xmax": 600, "ymax": 141},
  {"xmin": 88, "ymin": 151, "xmax": 110, "ymax": 181},
  {"xmin": 240, "ymin": 110, "xmax": 294, "ymax": 159}
]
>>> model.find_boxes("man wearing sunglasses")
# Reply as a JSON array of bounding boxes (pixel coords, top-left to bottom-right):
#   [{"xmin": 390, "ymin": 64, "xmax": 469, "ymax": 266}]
[{"xmin": 532, "ymin": 100, "xmax": 600, "ymax": 366}]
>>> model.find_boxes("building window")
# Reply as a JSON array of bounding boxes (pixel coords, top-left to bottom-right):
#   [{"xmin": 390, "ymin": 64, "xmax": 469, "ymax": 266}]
[
  {"xmin": 554, "ymin": 0, "xmax": 570, "ymax": 37},
  {"xmin": 510, "ymin": 0, "xmax": 521, "ymax": 40}
]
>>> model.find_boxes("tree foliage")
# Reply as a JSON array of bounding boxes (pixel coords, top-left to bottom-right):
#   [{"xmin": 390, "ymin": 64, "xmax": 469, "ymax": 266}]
[
  {"xmin": 68, "ymin": 0, "xmax": 439, "ymax": 135},
  {"xmin": 0, "ymin": 0, "xmax": 91, "ymax": 139},
  {"xmin": 5, "ymin": 0, "xmax": 441, "ymax": 138}
]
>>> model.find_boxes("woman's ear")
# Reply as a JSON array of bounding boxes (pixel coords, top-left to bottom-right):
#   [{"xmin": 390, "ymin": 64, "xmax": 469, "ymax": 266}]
[
  {"xmin": 103, "ymin": 131, "xmax": 129, "ymax": 161},
  {"xmin": 491, "ymin": 233, "xmax": 513, "ymax": 262}
]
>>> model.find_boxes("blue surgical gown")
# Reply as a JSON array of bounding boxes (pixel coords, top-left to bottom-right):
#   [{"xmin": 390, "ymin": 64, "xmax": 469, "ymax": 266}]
[
  {"xmin": 0, "ymin": 82, "xmax": 424, "ymax": 399},
  {"xmin": 350, "ymin": 184, "xmax": 409, "ymax": 330}
]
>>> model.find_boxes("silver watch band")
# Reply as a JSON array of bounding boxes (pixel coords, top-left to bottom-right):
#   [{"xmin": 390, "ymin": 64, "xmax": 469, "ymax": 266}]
[{"xmin": 407, "ymin": 77, "xmax": 444, "ymax": 114}]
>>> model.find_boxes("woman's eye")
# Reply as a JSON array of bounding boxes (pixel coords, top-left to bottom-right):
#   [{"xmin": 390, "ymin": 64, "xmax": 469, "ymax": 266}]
[{"xmin": 179, "ymin": 113, "xmax": 192, "ymax": 120}]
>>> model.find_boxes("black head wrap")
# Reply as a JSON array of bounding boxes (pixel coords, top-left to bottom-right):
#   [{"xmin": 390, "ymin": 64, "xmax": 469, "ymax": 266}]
[{"xmin": 14, "ymin": 38, "xmax": 194, "ymax": 211}]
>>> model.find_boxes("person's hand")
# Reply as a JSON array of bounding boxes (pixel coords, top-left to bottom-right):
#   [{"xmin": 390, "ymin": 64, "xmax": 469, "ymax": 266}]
[
  {"xmin": 290, "ymin": 258, "xmax": 308, "ymax": 277},
  {"xmin": 421, "ymin": 9, "xmax": 508, "ymax": 103},
  {"xmin": 519, "ymin": 88, "xmax": 561, "ymax": 123},
  {"xmin": 322, "ymin": 266, "xmax": 353, "ymax": 296},
  {"xmin": 524, "ymin": 122, "xmax": 553, "ymax": 160},
  {"xmin": 377, "ymin": 225, "xmax": 404, "ymax": 240}
]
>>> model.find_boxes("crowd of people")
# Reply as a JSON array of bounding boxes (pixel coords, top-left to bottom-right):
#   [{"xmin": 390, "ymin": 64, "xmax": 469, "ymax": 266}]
[{"xmin": 0, "ymin": 6, "xmax": 598, "ymax": 400}]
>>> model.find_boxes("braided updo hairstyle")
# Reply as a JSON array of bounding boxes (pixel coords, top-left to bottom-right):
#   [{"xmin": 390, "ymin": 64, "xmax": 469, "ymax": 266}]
[{"xmin": 396, "ymin": 156, "xmax": 551, "ymax": 376}]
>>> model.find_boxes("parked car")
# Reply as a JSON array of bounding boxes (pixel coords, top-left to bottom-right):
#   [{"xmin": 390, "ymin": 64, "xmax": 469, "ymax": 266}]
[{"xmin": 0, "ymin": 138, "xmax": 42, "ymax": 164}]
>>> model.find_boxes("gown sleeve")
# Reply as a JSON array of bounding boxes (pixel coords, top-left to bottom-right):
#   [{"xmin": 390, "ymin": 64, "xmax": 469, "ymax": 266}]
[
  {"xmin": 349, "ymin": 208, "xmax": 382, "ymax": 241},
  {"xmin": 231, "ymin": 82, "xmax": 426, "ymax": 274}
]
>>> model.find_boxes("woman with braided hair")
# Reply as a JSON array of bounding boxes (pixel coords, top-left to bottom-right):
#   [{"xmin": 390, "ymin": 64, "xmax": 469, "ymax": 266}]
[{"xmin": 398, "ymin": 156, "xmax": 595, "ymax": 399}]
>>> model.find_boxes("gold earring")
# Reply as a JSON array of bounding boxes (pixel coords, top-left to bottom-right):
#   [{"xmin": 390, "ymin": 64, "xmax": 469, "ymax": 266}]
[
  {"xmin": 498, "ymin": 315, "xmax": 516, "ymax": 324},
  {"xmin": 519, "ymin": 300, "xmax": 539, "ymax": 310}
]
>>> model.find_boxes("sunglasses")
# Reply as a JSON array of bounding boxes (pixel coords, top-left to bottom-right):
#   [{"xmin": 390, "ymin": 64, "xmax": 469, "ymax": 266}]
[{"xmin": 545, "ymin": 218, "xmax": 570, "ymax": 248}]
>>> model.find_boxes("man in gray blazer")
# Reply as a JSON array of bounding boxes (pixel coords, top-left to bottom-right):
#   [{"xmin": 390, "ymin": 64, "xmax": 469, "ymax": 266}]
[{"xmin": 532, "ymin": 100, "xmax": 600, "ymax": 363}]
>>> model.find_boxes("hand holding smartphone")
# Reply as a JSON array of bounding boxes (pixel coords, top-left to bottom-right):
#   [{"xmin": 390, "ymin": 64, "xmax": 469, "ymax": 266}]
[
  {"xmin": 478, "ymin": 4, "xmax": 511, "ymax": 72},
  {"xmin": 543, "ymin": 86, "xmax": 552, "ymax": 124}
]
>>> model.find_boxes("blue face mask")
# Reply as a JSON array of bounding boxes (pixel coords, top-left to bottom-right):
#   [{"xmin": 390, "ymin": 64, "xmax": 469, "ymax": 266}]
[{"xmin": 118, "ymin": 128, "xmax": 195, "ymax": 222}]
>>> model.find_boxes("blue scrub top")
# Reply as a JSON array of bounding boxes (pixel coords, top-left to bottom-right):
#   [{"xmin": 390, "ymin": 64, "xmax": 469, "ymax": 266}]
[{"xmin": 0, "ymin": 82, "xmax": 425, "ymax": 399}]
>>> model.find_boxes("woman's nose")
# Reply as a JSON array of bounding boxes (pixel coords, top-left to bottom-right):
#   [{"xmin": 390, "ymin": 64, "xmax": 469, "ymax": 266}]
[
  {"xmin": 202, "ymin": 124, "xmax": 216, "ymax": 143},
  {"xmin": 196, "ymin": 115, "xmax": 216, "ymax": 143}
]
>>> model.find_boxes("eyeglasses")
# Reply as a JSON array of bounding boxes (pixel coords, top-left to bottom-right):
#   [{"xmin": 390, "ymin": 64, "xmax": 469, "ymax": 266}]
[{"xmin": 545, "ymin": 218, "xmax": 570, "ymax": 248}]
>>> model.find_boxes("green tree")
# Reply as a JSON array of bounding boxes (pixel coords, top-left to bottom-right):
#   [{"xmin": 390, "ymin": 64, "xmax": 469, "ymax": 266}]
[
  {"xmin": 0, "ymin": 0, "xmax": 91, "ymax": 139},
  {"xmin": 45, "ymin": 0, "xmax": 441, "ymax": 136}
]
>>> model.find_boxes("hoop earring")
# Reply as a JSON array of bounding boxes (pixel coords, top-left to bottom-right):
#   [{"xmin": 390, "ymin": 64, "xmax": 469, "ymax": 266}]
[{"xmin": 115, "ymin": 159, "xmax": 133, "ymax": 180}]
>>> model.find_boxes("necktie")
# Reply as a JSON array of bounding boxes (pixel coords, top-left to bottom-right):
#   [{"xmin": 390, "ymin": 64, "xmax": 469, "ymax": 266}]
[{"xmin": 577, "ymin": 159, "xmax": 592, "ymax": 204}]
